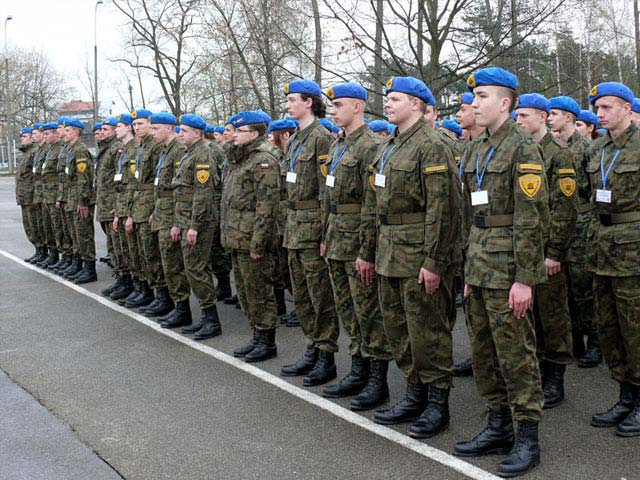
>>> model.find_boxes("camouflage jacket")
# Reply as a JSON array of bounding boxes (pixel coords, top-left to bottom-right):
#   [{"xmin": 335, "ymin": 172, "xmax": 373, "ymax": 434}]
[
  {"xmin": 220, "ymin": 137, "xmax": 280, "ymax": 255},
  {"xmin": 585, "ymin": 122, "xmax": 640, "ymax": 276},
  {"xmin": 15, "ymin": 144, "xmax": 36, "ymax": 205},
  {"xmin": 363, "ymin": 117, "xmax": 460, "ymax": 277},
  {"xmin": 539, "ymin": 133, "xmax": 577, "ymax": 262},
  {"xmin": 322, "ymin": 124, "xmax": 379, "ymax": 261},
  {"xmin": 282, "ymin": 119, "xmax": 333, "ymax": 250},
  {"xmin": 566, "ymin": 129, "xmax": 592, "ymax": 264},
  {"xmin": 65, "ymin": 140, "xmax": 95, "ymax": 209},
  {"xmin": 114, "ymin": 138, "xmax": 137, "ymax": 218},
  {"xmin": 461, "ymin": 118, "xmax": 549, "ymax": 289},
  {"xmin": 32, "ymin": 144, "xmax": 46, "ymax": 204},
  {"xmin": 95, "ymin": 136, "xmax": 123, "ymax": 221},
  {"xmin": 41, "ymin": 141, "xmax": 63, "ymax": 204},
  {"xmin": 171, "ymin": 138, "xmax": 219, "ymax": 231},
  {"xmin": 56, "ymin": 141, "xmax": 70, "ymax": 204},
  {"xmin": 152, "ymin": 137, "xmax": 184, "ymax": 230},
  {"xmin": 131, "ymin": 135, "xmax": 164, "ymax": 223}
]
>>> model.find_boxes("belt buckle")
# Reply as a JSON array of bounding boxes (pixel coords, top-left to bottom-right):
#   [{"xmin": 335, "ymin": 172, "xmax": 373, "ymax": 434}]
[
  {"xmin": 474, "ymin": 215, "xmax": 486, "ymax": 228},
  {"xmin": 329, "ymin": 204, "xmax": 338, "ymax": 214},
  {"xmin": 600, "ymin": 213, "xmax": 612, "ymax": 226}
]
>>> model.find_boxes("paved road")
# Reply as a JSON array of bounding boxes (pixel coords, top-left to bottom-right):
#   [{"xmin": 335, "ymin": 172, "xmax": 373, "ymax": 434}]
[{"xmin": 0, "ymin": 176, "xmax": 637, "ymax": 480}]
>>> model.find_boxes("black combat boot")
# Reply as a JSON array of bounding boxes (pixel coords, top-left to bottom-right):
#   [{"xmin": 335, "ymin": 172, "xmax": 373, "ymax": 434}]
[
  {"xmin": 63, "ymin": 256, "xmax": 82, "ymax": 279},
  {"xmin": 453, "ymin": 409, "xmax": 514, "ymax": 457},
  {"xmin": 30, "ymin": 247, "xmax": 47, "ymax": 264},
  {"xmin": 543, "ymin": 363, "xmax": 566, "ymax": 409},
  {"xmin": 497, "ymin": 420, "xmax": 540, "ymax": 478},
  {"xmin": 120, "ymin": 279, "xmax": 142, "ymax": 305},
  {"xmin": 577, "ymin": 333, "xmax": 602, "ymax": 368},
  {"xmin": 142, "ymin": 287, "xmax": 174, "ymax": 317},
  {"xmin": 101, "ymin": 274, "xmax": 122, "ymax": 297},
  {"xmin": 245, "ymin": 329, "xmax": 277, "ymax": 363},
  {"xmin": 373, "ymin": 381, "xmax": 428, "ymax": 425},
  {"xmin": 281, "ymin": 347, "xmax": 318, "ymax": 377},
  {"xmin": 38, "ymin": 248, "xmax": 58, "ymax": 268},
  {"xmin": 322, "ymin": 354, "xmax": 369, "ymax": 398},
  {"xmin": 285, "ymin": 311, "xmax": 300, "ymax": 327},
  {"xmin": 409, "ymin": 386, "xmax": 450, "ymax": 438},
  {"xmin": 592, "ymin": 383, "xmax": 637, "ymax": 427},
  {"xmin": 50, "ymin": 253, "xmax": 69, "ymax": 272},
  {"xmin": 109, "ymin": 274, "xmax": 134, "ymax": 300},
  {"xmin": 74, "ymin": 261, "xmax": 97, "ymax": 284},
  {"xmin": 214, "ymin": 274, "xmax": 232, "ymax": 300},
  {"xmin": 274, "ymin": 288, "xmax": 287, "ymax": 320},
  {"xmin": 193, "ymin": 306, "xmax": 222, "ymax": 340},
  {"xmin": 125, "ymin": 280, "xmax": 154, "ymax": 308},
  {"xmin": 161, "ymin": 300, "xmax": 192, "ymax": 329},
  {"xmin": 303, "ymin": 350, "xmax": 337, "ymax": 386},
  {"xmin": 24, "ymin": 247, "xmax": 39, "ymax": 263},
  {"xmin": 453, "ymin": 357, "xmax": 474, "ymax": 377},
  {"xmin": 572, "ymin": 327, "xmax": 586, "ymax": 359},
  {"xmin": 351, "ymin": 360, "xmax": 389, "ymax": 411},
  {"xmin": 616, "ymin": 395, "xmax": 640, "ymax": 437},
  {"xmin": 233, "ymin": 329, "xmax": 259, "ymax": 357}
]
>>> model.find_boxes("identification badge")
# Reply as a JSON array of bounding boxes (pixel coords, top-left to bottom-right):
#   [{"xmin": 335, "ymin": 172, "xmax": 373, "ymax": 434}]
[
  {"xmin": 286, "ymin": 171, "xmax": 297, "ymax": 184},
  {"xmin": 134, "ymin": 171, "xmax": 140, "ymax": 180},
  {"xmin": 471, "ymin": 190, "xmax": 489, "ymax": 206},
  {"xmin": 114, "ymin": 173, "xmax": 122, "ymax": 182},
  {"xmin": 65, "ymin": 167, "xmax": 69, "ymax": 175},
  {"xmin": 41, "ymin": 162, "xmax": 47, "ymax": 171},
  {"xmin": 154, "ymin": 177, "xmax": 159, "ymax": 186},
  {"xmin": 596, "ymin": 189, "xmax": 612, "ymax": 203},
  {"xmin": 326, "ymin": 174, "xmax": 335, "ymax": 187},
  {"xmin": 32, "ymin": 167, "xmax": 37, "ymax": 174},
  {"xmin": 374, "ymin": 174, "xmax": 386, "ymax": 187}
]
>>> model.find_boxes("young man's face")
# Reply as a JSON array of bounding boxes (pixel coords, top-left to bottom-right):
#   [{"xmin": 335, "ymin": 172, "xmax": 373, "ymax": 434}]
[
  {"xmin": 595, "ymin": 96, "xmax": 631, "ymax": 132},
  {"xmin": 548, "ymin": 109, "xmax": 571, "ymax": 133},
  {"xmin": 151, "ymin": 123, "xmax": 172, "ymax": 144},
  {"xmin": 287, "ymin": 93, "xmax": 312, "ymax": 120},
  {"xmin": 213, "ymin": 132, "xmax": 224, "ymax": 144},
  {"xmin": 94, "ymin": 128, "xmax": 104, "ymax": 142},
  {"xmin": 32, "ymin": 129, "xmax": 43, "ymax": 143},
  {"xmin": 180, "ymin": 125, "xmax": 201, "ymax": 146},
  {"xmin": 456, "ymin": 104, "xmax": 475, "ymax": 130},
  {"xmin": 330, "ymin": 97, "xmax": 359, "ymax": 128},
  {"xmin": 631, "ymin": 111, "xmax": 640, "ymax": 128},
  {"xmin": 20, "ymin": 133, "xmax": 32, "ymax": 146},
  {"xmin": 115, "ymin": 123, "xmax": 131, "ymax": 140},
  {"xmin": 233, "ymin": 126, "xmax": 259, "ymax": 146},
  {"xmin": 471, "ymin": 86, "xmax": 509, "ymax": 129},
  {"xmin": 101, "ymin": 125, "xmax": 116, "ymax": 140},
  {"xmin": 516, "ymin": 108, "xmax": 546, "ymax": 135},
  {"xmin": 223, "ymin": 124, "xmax": 235, "ymax": 143},
  {"xmin": 44, "ymin": 129, "xmax": 59, "ymax": 144},
  {"xmin": 575, "ymin": 120, "xmax": 591, "ymax": 138},
  {"xmin": 64, "ymin": 127, "xmax": 80, "ymax": 143},
  {"xmin": 133, "ymin": 118, "xmax": 151, "ymax": 139},
  {"xmin": 385, "ymin": 92, "xmax": 416, "ymax": 126},
  {"xmin": 423, "ymin": 105, "xmax": 437, "ymax": 127}
]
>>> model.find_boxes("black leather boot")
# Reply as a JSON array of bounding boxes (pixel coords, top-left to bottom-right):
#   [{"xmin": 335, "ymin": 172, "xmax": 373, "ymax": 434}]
[
  {"xmin": 57, "ymin": 253, "xmax": 75, "ymax": 274},
  {"xmin": 193, "ymin": 306, "xmax": 222, "ymax": 340},
  {"xmin": 31, "ymin": 247, "xmax": 48, "ymax": 265},
  {"xmin": 322, "ymin": 355, "xmax": 369, "ymax": 398},
  {"xmin": 120, "ymin": 279, "xmax": 142, "ymax": 305},
  {"xmin": 373, "ymin": 381, "xmax": 428, "ymax": 425},
  {"xmin": 245, "ymin": 329, "xmax": 277, "ymax": 363},
  {"xmin": 126, "ymin": 280, "xmax": 154, "ymax": 308},
  {"xmin": 214, "ymin": 274, "xmax": 232, "ymax": 300},
  {"xmin": 303, "ymin": 350, "xmax": 337, "ymax": 386},
  {"xmin": 281, "ymin": 347, "xmax": 318, "ymax": 377},
  {"xmin": 274, "ymin": 288, "xmax": 287, "ymax": 318},
  {"xmin": 351, "ymin": 360, "xmax": 389, "ymax": 411},
  {"xmin": 64, "ymin": 256, "xmax": 83, "ymax": 279},
  {"xmin": 25, "ymin": 247, "xmax": 39, "ymax": 263},
  {"xmin": 142, "ymin": 287, "xmax": 174, "ymax": 317},
  {"xmin": 453, "ymin": 357, "xmax": 474, "ymax": 377},
  {"xmin": 38, "ymin": 249, "xmax": 58, "ymax": 268},
  {"xmin": 109, "ymin": 274, "xmax": 134, "ymax": 300},
  {"xmin": 74, "ymin": 261, "xmax": 97, "ymax": 284},
  {"xmin": 577, "ymin": 333, "xmax": 602, "ymax": 368},
  {"xmin": 233, "ymin": 329, "xmax": 259, "ymax": 357},
  {"xmin": 101, "ymin": 274, "xmax": 122, "ymax": 297},
  {"xmin": 453, "ymin": 409, "xmax": 514, "ymax": 457},
  {"xmin": 161, "ymin": 300, "xmax": 192, "ymax": 329},
  {"xmin": 616, "ymin": 396, "xmax": 640, "ymax": 437},
  {"xmin": 543, "ymin": 363, "xmax": 566, "ymax": 409},
  {"xmin": 497, "ymin": 420, "xmax": 540, "ymax": 478},
  {"xmin": 409, "ymin": 386, "xmax": 450, "ymax": 438},
  {"xmin": 592, "ymin": 383, "xmax": 637, "ymax": 427},
  {"xmin": 50, "ymin": 253, "xmax": 70, "ymax": 272},
  {"xmin": 285, "ymin": 311, "xmax": 300, "ymax": 327}
]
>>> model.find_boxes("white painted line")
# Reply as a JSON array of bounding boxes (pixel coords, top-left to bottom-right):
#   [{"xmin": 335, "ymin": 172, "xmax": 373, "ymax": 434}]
[{"xmin": 0, "ymin": 248, "xmax": 500, "ymax": 480}]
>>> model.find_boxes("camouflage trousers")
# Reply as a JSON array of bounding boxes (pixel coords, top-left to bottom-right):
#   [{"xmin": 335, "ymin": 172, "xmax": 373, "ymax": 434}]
[
  {"xmin": 20, "ymin": 205, "xmax": 40, "ymax": 247},
  {"xmin": 36, "ymin": 202, "xmax": 54, "ymax": 249},
  {"xmin": 379, "ymin": 272, "xmax": 453, "ymax": 388},
  {"xmin": 44, "ymin": 202, "xmax": 64, "ymax": 252},
  {"xmin": 74, "ymin": 206, "xmax": 96, "ymax": 262},
  {"xmin": 58, "ymin": 205, "xmax": 73, "ymax": 255},
  {"xmin": 534, "ymin": 268, "xmax": 574, "ymax": 365},
  {"xmin": 328, "ymin": 259, "xmax": 391, "ymax": 361},
  {"xmin": 62, "ymin": 207, "xmax": 77, "ymax": 255},
  {"xmin": 117, "ymin": 217, "xmax": 139, "ymax": 277},
  {"xmin": 181, "ymin": 225, "xmax": 216, "ymax": 309},
  {"xmin": 232, "ymin": 250, "xmax": 277, "ymax": 330},
  {"xmin": 568, "ymin": 262, "xmax": 596, "ymax": 336},
  {"xmin": 273, "ymin": 241, "xmax": 292, "ymax": 293},
  {"xmin": 210, "ymin": 225, "xmax": 231, "ymax": 280},
  {"xmin": 135, "ymin": 222, "xmax": 165, "ymax": 290},
  {"xmin": 465, "ymin": 286, "xmax": 543, "ymax": 422},
  {"xmin": 594, "ymin": 275, "xmax": 640, "ymax": 386},
  {"xmin": 102, "ymin": 221, "xmax": 122, "ymax": 271},
  {"xmin": 288, "ymin": 247, "xmax": 339, "ymax": 353},
  {"xmin": 158, "ymin": 229, "xmax": 189, "ymax": 302}
]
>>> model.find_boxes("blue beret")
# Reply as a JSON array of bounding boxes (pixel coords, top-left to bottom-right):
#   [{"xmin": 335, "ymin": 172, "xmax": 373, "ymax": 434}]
[
  {"xmin": 268, "ymin": 119, "xmax": 298, "ymax": 133},
  {"xmin": 92, "ymin": 122, "xmax": 103, "ymax": 132},
  {"xmin": 151, "ymin": 112, "xmax": 177, "ymax": 125},
  {"xmin": 226, "ymin": 114, "xmax": 238, "ymax": 126},
  {"xmin": 205, "ymin": 124, "xmax": 215, "ymax": 133},
  {"xmin": 20, "ymin": 127, "xmax": 33, "ymax": 135},
  {"xmin": 64, "ymin": 118, "xmax": 85, "ymax": 130},
  {"xmin": 325, "ymin": 82, "xmax": 367, "ymax": 101},
  {"xmin": 510, "ymin": 111, "xmax": 517, "ymax": 121},
  {"xmin": 43, "ymin": 122, "xmax": 57, "ymax": 131},
  {"xmin": 34, "ymin": 123, "xmax": 43, "ymax": 131},
  {"xmin": 284, "ymin": 79, "xmax": 322, "ymax": 97},
  {"xmin": 467, "ymin": 67, "xmax": 518, "ymax": 92},
  {"xmin": 434, "ymin": 120, "xmax": 441, "ymax": 128},
  {"xmin": 103, "ymin": 116, "xmax": 118, "ymax": 127},
  {"xmin": 214, "ymin": 126, "xmax": 225, "ymax": 134},
  {"xmin": 117, "ymin": 113, "xmax": 134, "ymax": 126},
  {"xmin": 232, "ymin": 110, "xmax": 271, "ymax": 128},
  {"xmin": 57, "ymin": 117, "xmax": 70, "ymax": 126},
  {"xmin": 132, "ymin": 109, "xmax": 153, "ymax": 119},
  {"xmin": 589, "ymin": 82, "xmax": 634, "ymax": 106},
  {"xmin": 387, "ymin": 123, "xmax": 396, "ymax": 135},
  {"xmin": 578, "ymin": 110, "xmax": 600, "ymax": 127},
  {"xmin": 597, "ymin": 128, "xmax": 607, "ymax": 135},
  {"xmin": 368, "ymin": 120, "xmax": 389, "ymax": 133},
  {"xmin": 179, "ymin": 113, "xmax": 206, "ymax": 130},
  {"xmin": 254, "ymin": 110, "xmax": 272, "ymax": 124},
  {"xmin": 549, "ymin": 96, "xmax": 580, "ymax": 117},
  {"xmin": 385, "ymin": 76, "xmax": 433, "ymax": 105},
  {"xmin": 319, "ymin": 118, "xmax": 340, "ymax": 134},
  {"xmin": 441, "ymin": 119, "xmax": 462, "ymax": 137},
  {"xmin": 633, "ymin": 98, "xmax": 640, "ymax": 114},
  {"xmin": 458, "ymin": 92, "xmax": 474, "ymax": 105},
  {"xmin": 175, "ymin": 126, "xmax": 181, "ymax": 133},
  {"xmin": 517, "ymin": 93, "xmax": 550, "ymax": 113}
]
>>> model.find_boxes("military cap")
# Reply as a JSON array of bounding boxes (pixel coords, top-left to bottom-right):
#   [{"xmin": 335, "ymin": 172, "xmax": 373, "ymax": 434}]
[
  {"xmin": 319, "ymin": 118, "xmax": 340, "ymax": 133},
  {"xmin": 578, "ymin": 110, "xmax": 599, "ymax": 127},
  {"xmin": 283, "ymin": 79, "xmax": 322, "ymax": 96},
  {"xmin": 151, "ymin": 112, "xmax": 177, "ymax": 125},
  {"xmin": 633, "ymin": 98, "xmax": 640, "ymax": 114},
  {"xmin": 253, "ymin": 110, "xmax": 272, "ymax": 124},
  {"xmin": 588, "ymin": 82, "xmax": 634, "ymax": 106},
  {"xmin": 232, "ymin": 110, "xmax": 271, "ymax": 128},
  {"xmin": 214, "ymin": 126, "xmax": 225, "ymax": 134},
  {"xmin": 205, "ymin": 124, "xmax": 215, "ymax": 133},
  {"xmin": 268, "ymin": 119, "xmax": 298, "ymax": 133},
  {"xmin": 517, "ymin": 93, "xmax": 550, "ymax": 113},
  {"xmin": 179, "ymin": 113, "xmax": 206, "ymax": 130},
  {"xmin": 368, "ymin": 120, "xmax": 389, "ymax": 132},
  {"xmin": 20, "ymin": 127, "xmax": 33, "ymax": 135},
  {"xmin": 385, "ymin": 76, "xmax": 433, "ymax": 105},
  {"xmin": 226, "ymin": 114, "xmax": 239, "ymax": 126},
  {"xmin": 387, "ymin": 123, "xmax": 396, "ymax": 135},
  {"xmin": 549, "ymin": 96, "xmax": 580, "ymax": 117},
  {"xmin": 441, "ymin": 119, "xmax": 462, "ymax": 137},
  {"xmin": 175, "ymin": 126, "xmax": 181, "ymax": 133},
  {"xmin": 117, "ymin": 113, "xmax": 134, "ymax": 126},
  {"xmin": 510, "ymin": 111, "xmax": 517, "ymax": 121},
  {"xmin": 34, "ymin": 123, "xmax": 43, "ymax": 131},
  {"xmin": 426, "ymin": 90, "xmax": 437, "ymax": 106},
  {"xmin": 64, "ymin": 118, "xmax": 85, "ymax": 130},
  {"xmin": 103, "ymin": 116, "xmax": 118, "ymax": 127},
  {"xmin": 458, "ymin": 92, "xmax": 474, "ymax": 105},
  {"xmin": 131, "ymin": 109, "xmax": 153, "ymax": 119},
  {"xmin": 325, "ymin": 82, "xmax": 367, "ymax": 101},
  {"xmin": 92, "ymin": 122, "xmax": 103, "ymax": 132},
  {"xmin": 57, "ymin": 117, "xmax": 70, "ymax": 126},
  {"xmin": 467, "ymin": 67, "xmax": 518, "ymax": 92}
]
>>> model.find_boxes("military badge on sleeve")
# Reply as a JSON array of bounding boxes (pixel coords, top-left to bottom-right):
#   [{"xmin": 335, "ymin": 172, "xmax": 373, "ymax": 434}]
[
  {"xmin": 559, "ymin": 177, "xmax": 576, "ymax": 197},
  {"xmin": 77, "ymin": 162, "xmax": 87, "ymax": 174},
  {"xmin": 519, "ymin": 174, "xmax": 541, "ymax": 198},
  {"xmin": 197, "ymin": 169, "xmax": 210, "ymax": 184}
]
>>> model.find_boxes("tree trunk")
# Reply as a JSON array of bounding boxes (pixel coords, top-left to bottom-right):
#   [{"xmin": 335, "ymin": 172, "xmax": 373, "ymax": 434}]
[
  {"xmin": 311, "ymin": 0, "xmax": 322, "ymax": 85},
  {"xmin": 372, "ymin": 0, "xmax": 384, "ymax": 116},
  {"xmin": 635, "ymin": 0, "xmax": 640, "ymax": 90}
]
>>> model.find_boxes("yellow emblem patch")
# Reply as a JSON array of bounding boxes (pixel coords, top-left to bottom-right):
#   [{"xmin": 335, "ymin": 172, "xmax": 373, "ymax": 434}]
[
  {"xmin": 326, "ymin": 87, "xmax": 334, "ymax": 100},
  {"xmin": 283, "ymin": 83, "xmax": 290, "ymax": 94},
  {"xmin": 368, "ymin": 174, "xmax": 377, "ymax": 191},
  {"xmin": 423, "ymin": 164, "xmax": 447, "ymax": 174},
  {"xmin": 197, "ymin": 169, "xmax": 210, "ymax": 184},
  {"xmin": 386, "ymin": 77, "xmax": 394, "ymax": 89},
  {"xmin": 77, "ymin": 162, "xmax": 86, "ymax": 174},
  {"xmin": 467, "ymin": 74, "xmax": 476, "ymax": 88},
  {"xmin": 559, "ymin": 177, "xmax": 576, "ymax": 197},
  {"xmin": 519, "ymin": 174, "xmax": 542, "ymax": 198},
  {"xmin": 320, "ymin": 163, "xmax": 328, "ymax": 178},
  {"xmin": 130, "ymin": 164, "xmax": 136, "ymax": 175},
  {"xmin": 589, "ymin": 85, "xmax": 598, "ymax": 97},
  {"xmin": 131, "ymin": 110, "xmax": 138, "ymax": 119}
]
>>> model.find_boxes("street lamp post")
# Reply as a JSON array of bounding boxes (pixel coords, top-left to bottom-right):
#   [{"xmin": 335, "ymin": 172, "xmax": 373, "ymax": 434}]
[
  {"xmin": 4, "ymin": 15, "xmax": 13, "ymax": 174},
  {"xmin": 93, "ymin": 0, "xmax": 103, "ymax": 126}
]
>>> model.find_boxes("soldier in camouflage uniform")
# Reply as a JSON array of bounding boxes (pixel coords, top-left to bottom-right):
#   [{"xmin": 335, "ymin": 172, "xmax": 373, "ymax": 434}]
[
  {"xmin": 279, "ymin": 80, "xmax": 340, "ymax": 387},
  {"xmin": 30, "ymin": 125, "xmax": 51, "ymax": 265},
  {"xmin": 453, "ymin": 68, "xmax": 549, "ymax": 478},
  {"xmin": 16, "ymin": 127, "xmax": 40, "ymax": 261},
  {"xmin": 221, "ymin": 110, "xmax": 280, "ymax": 362},
  {"xmin": 516, "ymin": 94, "xmax": 578, "ymax": 410},
  {"xmin": 318, "ymin": 83, "xmax": 392, "ymax": 411},
  {"xmin": 586, "ymin": 82, "xmax": 640, "ymax": 437},
  {"xmin": 50, "ymin": 118, "xmax": 74, "ymax": 274}
]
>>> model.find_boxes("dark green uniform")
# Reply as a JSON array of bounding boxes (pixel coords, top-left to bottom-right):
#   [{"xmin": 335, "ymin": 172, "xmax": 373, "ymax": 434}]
[
  {"xmin": 209, "ymin": 141, "xmax": 231, "ymax": 282},
  {"xmin": 95, "ymin": 136, "xmax": 123, "ymax": 270},
  {"xmin": 33, "ymin": 143, "xmax": 53, "ymax": 250},
  {"xmin": 41, "ymin": 141, "xmax": 64, "ymax": 253},
  {"xmin": 56, "ymin": 141, "xmax": 73, "ymax": 257},
  {"xmin": 114, "ymin": 138, "xmax": 139, "ymax": 277},
  {"xmin": 66, "ymin": 139, "xmax": 96, "ymax": 262},
  {"xmin": 15, "ymin": 144, "xmax": 40, "ymax": 248}
]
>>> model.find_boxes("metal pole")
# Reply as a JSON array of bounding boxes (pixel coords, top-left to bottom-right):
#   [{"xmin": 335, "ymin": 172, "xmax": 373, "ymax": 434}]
[
  {"xmin": 93, "ymin": 1, "xmax": 103, "ymax": 126},
  {"xmin": 4, "ymin": 16, "xmax": 12, "ymax": 174}
]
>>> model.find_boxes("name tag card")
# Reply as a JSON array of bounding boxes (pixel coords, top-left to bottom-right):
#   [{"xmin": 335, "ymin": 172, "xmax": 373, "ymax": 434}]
[
  {"xmin": 286, "ymin": 171, "xmax": 297, "ymax": 184},
  {"xmin": 374, "ymin": 174, "xmax": 386, "ymax": 187},
  {"xmin": 65, "ymin": 167, "xmax": 70, "ymax": 175},
  {"xmin": 596, "ymin": 189, "xmax": 611, "ymax": 203},
  {"xmin": 471, "ymin": 190, "xmax": 489, "ymax": 206},
  {"xmin": 114, "ymin": 173, "xmax": 122, "ymax": 182},
  {"xmin": 134, "ymin": 171, "xmax": 140, "ymax": 180},
  {"xmin": 154, "ymin": 177, "xmax": 159, "ymax": 186},
  {"xmin": 326, "ymin": 175, "xmax": 335, "ymax": 187}
]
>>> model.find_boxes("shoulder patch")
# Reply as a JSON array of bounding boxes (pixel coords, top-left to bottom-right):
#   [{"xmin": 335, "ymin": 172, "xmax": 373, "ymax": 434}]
[
  {"xmin": 320, "ymin": 163, "xmax": 328, "ymax": 178},
  {"xmin": 519, "ymin": 174, "xmax": 542, "ymax": 198},
  {"xmin": 196, "ymin": 164, "xmax": 210, "ymax": 169},
  {"xmin": 367, "ymin": 164, "xmax": 374, "ymax": 173},
  {"xmin": 423, "ymin": 164, "xmax": 448, "ymax": 174},
  {"xmin": 318, "ymin": 154, "xmax": 329, "ymax": 161},
  {"xmin": 76, "ymin": 158, "xmax": 87, "ymax": 164},
  {"xmin": 368, "ymin": 174, "xmax": 377, "ymax": 192},
  {"xmin": 518, "ymin": 163, "xmax": 543, "ymax": 172},
  {"xmin": 559, "ymin": 177, "xmax": 576, "ymax": 197},
  {"xmin": 197, "ymin": 169, "xmax": 210, "ymax": 184},
  {"xmin": 260, "ymin": 163, "xmax": 270, "ymax": 169},
  {"xmin": 558, "ymin": 168, "xmax": 575, "ymax": 175},
  {"xmin": 77, "ymin": 162, "xmax": 87, "ymax": 174}
]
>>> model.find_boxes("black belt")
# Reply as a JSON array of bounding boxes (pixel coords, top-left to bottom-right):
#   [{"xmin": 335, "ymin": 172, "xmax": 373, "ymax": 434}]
[
  {"xmin": 288, "ymin": 200, "xmax": 320, "ymax": 210},
  {"xmin": 598, "ymin": 211, "xmax": 640, "ymax": 226},
  {"xmin": 329, "ymin": 203, "xmax": 361, "ymax": 214},
  {"xmin": 474, "ymin": 214, "xmax": 514, "ymax": 228}
]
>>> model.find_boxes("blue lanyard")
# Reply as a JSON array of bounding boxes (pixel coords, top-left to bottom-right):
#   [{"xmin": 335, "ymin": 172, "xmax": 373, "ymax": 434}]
[
  {"xmin": 135, "ymin": 146, "xmax": 145, "ymax": 171},
  {"xmin": 600, "ymin": 147, "xmax": 621, "ymax": 190},
  {"xmin": 65, "ymin": 151, "xmax": 73, "ymax": 167},
  {"xmin": 44, "ymin": 149, "xmax": 52, "ymax": 164},
  {"xmin": 379, "ymin": 143, "xmax": 398, "ymax": 174},
  {"xmin": 288, "ymin": 140, "xmax": 305, "ymax": 172},
  {"xmin": 156, "ymin": 153, "xmax": 167, "ymax": 178},
  {"xmin": 33, "ymin": 151, "xmax": 41, "ymax": 168},
  {"xmin": 475, "ymin": 146, "xmax": 495, "ymax": 191},
  {"xmin": 459, "ymin": 147, "xmax": 468, "ymax": 178},
  {"xmin": 329, "ymin": 142, "xmax": 348, "ymax": 175},
  {"xmin": 117, "ymin": 150, "xmax": 127, "ymax": 174}
]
